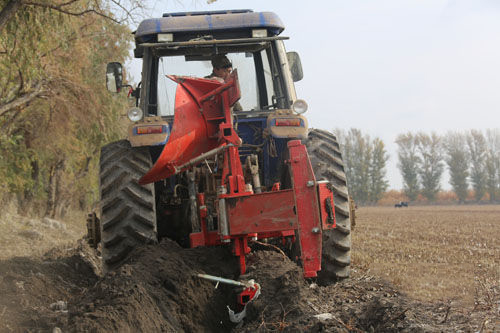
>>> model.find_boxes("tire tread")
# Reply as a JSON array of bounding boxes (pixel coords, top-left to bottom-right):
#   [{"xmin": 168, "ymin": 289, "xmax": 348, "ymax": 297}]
[
  {"xmin": 99, "ymin": 140, "xmax": 156, "ymax": 273},
  {"xmin": 306, "ymin": 129, "xmax": 352, "ymax": 283}
]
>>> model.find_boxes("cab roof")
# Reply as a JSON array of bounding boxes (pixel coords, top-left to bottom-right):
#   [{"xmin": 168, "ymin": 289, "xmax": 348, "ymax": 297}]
[{"xmin": 135, "ymin": 10, "xmax": 284, "ymax": 44}]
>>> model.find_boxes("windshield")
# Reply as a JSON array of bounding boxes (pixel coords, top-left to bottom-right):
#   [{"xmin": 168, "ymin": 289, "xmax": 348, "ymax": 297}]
[{"xmin": 156, "ymin": 50, "xmax": 276, "ymax": 116}]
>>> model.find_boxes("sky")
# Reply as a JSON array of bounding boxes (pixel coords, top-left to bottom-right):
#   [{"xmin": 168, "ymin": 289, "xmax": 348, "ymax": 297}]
[{"xmin": 128, "ymin": 0, "xmax": 500, "ymax": 189}]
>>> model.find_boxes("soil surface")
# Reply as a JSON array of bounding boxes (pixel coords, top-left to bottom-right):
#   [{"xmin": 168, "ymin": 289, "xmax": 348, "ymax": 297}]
[{"xmin": 0, "ymin": 239, "xmax": 497, "ymax": 332}]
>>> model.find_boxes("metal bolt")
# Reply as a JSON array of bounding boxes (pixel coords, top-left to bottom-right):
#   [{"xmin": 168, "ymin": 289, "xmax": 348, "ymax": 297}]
[
  {"xmin": 312, "ymin": 227, "xmax": 320, "ymax": 234},
  {"xmin": 306, "ymin": 180, "xmax": 314, "ymax": 187}
]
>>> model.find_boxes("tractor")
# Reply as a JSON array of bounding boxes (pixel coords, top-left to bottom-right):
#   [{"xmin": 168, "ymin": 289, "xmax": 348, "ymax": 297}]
[{"xmin": 90, "ymin": 9, "xmax": 353, "ymax": 283}]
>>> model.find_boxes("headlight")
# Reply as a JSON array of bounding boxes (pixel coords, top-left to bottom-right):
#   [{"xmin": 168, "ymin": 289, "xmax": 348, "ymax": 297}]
[
  {"xmin": 292, "ymin": 99, "xmax": 308, "ymax": 114},
  {"xmin": 127, "ymin": 107, "xmax": 143, "ymax": 122}
]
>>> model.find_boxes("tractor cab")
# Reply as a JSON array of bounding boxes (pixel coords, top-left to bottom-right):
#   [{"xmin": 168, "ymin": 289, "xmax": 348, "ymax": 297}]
[
  {"xmin": 107, "ymin": 9, "xmax": 309, "ymax": 188},
  {"xmin": 99, "ymin": 10, "xmax": 352, "ymax": 282},
  {"xmin": 133, "ymin": 9, "xmax": 304, "ymax": 117}
]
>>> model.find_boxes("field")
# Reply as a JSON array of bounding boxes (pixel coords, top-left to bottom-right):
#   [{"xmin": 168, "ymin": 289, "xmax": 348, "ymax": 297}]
[
  {"xmin": 353, "ymin": 205, "xmax": 500, "ymax": 307},
  {"xmin": 0, "ymin": 204, "xmax": 498, "ymax": 331},
  {"xmin": 0, "ymin": 203, "xmax": 86, "ymax": 260}
]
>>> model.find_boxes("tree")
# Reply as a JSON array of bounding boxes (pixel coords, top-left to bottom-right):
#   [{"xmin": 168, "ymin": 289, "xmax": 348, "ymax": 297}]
[
  {"xmin": 485, "ymin": 129, "xmax": 500, "ymax": 202},
  {"xmin": 395, "ymin": 132, "xmax": 420, "ymax": 201},
  {"xmin": 336, "ymin": 128, "xmax": 389, "ymax": 205},
  {"xmin": 369, "ymin": 137, "xmax": 389, "ymax": 203},
  {"xmin": 443, "ymin": 132, "xmax": 469, "ymax": 203},
  {"xmin": 0, "ymin": 0, "xmax": 143, "ymax": 33},
  {"xmin": 342, "ymin": 129, "xmax": 372, "ymax": 204},
  {"xmin": 0, "ymin": 0, "xmax": 22, "ymax": 33},
  {"xmin": 467, "ymin": 130, "xmax": 488, "ymax": 201},
  {"xmin": 0, "ymin": 0, "xmax": 132, "ymax": 214},
  {"xmin": 0, "ymin": 0, "xmax": 144, "ymax": 117},
  {"xmin": 416, "ymin": 132, "xmax": 444, "ymax": 202}
]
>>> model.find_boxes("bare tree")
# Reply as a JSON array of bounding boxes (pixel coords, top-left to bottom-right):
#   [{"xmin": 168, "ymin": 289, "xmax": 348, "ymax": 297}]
[
  {"xmin": 342, "ymin": 129, "xmax": 372, "ymax": 204},
  {"xmin": 0, "ymin": 0, "xmax": 145, "ymax": 122},
  {"xmin": 369, "ymin": 137, "xmax": 389, "ymax": 203},
  {"xmin": 0, "ymin": 0, "xmax": 144, "ymax": 33},
  {"xmin": 485, "ymin": 129, "xmax": 500, "ymax": 202},
  {"xmin": 396, "ymin": 132, "xmax": 420, "ymax": 201},
  {"xmin": 337, "ymin": 128, "xmax": 389, "ymax": 205},
  {"xmin": 443, "ymin": 132, "xmax": 469, "ymax": 203},
  {"xmin": 416, "ymin": 132, "xmax": 444, "ymax": 202},
  {"xmin": 467, "ymin": 130, "xmax": 488, "ymax": 202}
]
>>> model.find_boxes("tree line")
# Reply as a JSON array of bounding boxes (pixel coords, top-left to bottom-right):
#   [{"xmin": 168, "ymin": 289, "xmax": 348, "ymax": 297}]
[
  {"xmin": 335, "ymin": 128, "xmax": 500, "ymax": 205},
  {"xmin": 396, "ymin": 130, "xmax": 500, "ymax": 203},
  {"xmin": 0, "ymin": 0, "xmax": 140, "ymax": 217}
]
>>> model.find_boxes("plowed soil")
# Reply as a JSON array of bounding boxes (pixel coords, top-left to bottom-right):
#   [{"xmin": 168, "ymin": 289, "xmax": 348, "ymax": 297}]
[
  {"xmin": 1, "ymin": 205, "xmax": 498, "ymax": 332},
  {"xmin": 0, "ymin": 238, "xmax": 495, "ymax": 332}
]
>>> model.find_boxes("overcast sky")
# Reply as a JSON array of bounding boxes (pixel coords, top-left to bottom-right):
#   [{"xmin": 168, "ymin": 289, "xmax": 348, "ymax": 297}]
[{"xmin": 130, "ymin": 0, "xmax": 500, "ymax": 189}]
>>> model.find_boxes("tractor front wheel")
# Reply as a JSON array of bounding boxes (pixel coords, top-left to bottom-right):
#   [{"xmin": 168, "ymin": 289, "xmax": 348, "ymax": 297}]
[
  {"xmin": 99, "ymin": 140, "xmax": 157, "ymax": 273},
  {"xmin": 306, "ymin": 129, "xmax": 352, "ymax": 283}
]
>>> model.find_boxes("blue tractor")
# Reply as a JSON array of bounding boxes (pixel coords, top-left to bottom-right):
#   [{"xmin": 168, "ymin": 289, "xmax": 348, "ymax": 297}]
[{"xmin": 96, "ymin": 10, "xmax": 353, "ymax": 283}]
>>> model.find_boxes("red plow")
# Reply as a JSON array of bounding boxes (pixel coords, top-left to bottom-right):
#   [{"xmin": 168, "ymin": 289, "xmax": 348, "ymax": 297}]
[{"xmin": 138, "ymin": 71, "xmax": 336, "ymax": 278}]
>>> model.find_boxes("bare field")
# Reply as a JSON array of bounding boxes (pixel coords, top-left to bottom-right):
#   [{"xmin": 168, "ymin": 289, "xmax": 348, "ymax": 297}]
[
  {"xmin": 0, "ymin": 204, "xmax": 499, "ymax": 331},
  {"xmin": 352, "ymin": 205, "xmax": 500, "ymax": 307},
  {"xmin": 1, "ymin": 204, "xmax": 498, "ymax": 308},
  {"xmin": 0, "ymin": 207, "xmax": 86, "ymax": 260}
]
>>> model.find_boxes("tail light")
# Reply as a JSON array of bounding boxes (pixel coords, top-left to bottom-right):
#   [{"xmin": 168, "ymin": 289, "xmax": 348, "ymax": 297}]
[
  {"xmin": 136, "ymin": 125, "xmax": 165, "ymax": 135},
  {"xmin": 275, "ymin": 118, "xmax": 302, "ymax": 127}
]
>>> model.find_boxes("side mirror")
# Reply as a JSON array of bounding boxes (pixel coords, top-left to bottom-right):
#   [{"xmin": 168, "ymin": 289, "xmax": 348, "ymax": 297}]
[
  {"xmin": 106, "ymin": 62, "xmax": 123, "ymax": 93},
  {"xmin": 286, "ymin": 52, "xmax": 303, "ymax": 82}
]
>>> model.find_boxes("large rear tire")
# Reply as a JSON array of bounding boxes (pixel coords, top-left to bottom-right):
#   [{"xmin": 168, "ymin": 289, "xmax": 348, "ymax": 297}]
[
  {"xmin": 306, "ymin": 129, "xmax": 351, "ymax": 283},
  {"xmin": 99, "ymin": 140, "xmax": 157, "ymax": 273}
]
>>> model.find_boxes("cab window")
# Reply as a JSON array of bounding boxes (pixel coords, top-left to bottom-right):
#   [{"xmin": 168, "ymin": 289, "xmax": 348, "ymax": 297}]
[{"xmin": 156, "ymin": 50, "xmax": 276, "ymax": 116}]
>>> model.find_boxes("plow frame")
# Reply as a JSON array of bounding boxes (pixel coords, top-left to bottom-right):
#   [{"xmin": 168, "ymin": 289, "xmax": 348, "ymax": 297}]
[
  {"xmin": 189, "ymin": 139, "xmax": 337, "ymax": 278},
  {"xmin": 140, "ymin": 71, "xmax": 337, "ymax": 278}
]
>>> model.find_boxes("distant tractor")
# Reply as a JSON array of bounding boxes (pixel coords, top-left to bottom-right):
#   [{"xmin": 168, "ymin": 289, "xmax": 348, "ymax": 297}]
[
  {"xmin": 89, "ymin": 10, "xmax": 354, "ymax": 282},
  {"xmin": 395, "ymin": 201, "xmax": 409, "ymax": 208}
]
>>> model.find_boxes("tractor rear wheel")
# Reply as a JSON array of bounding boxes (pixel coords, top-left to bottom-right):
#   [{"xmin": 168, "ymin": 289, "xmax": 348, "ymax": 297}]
[
  {"xmin": 99, "ymin": 140, "xmax": 157, "ymax": 273},
  {"xmin": 305, "ymin": 129, "xmax": 352, "ymax": 283}
]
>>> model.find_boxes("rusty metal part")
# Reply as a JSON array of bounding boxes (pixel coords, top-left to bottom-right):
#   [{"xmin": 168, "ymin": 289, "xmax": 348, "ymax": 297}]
[{"xmin": 86, "ymin": 212, "xmax": 101, "ymax": 249}]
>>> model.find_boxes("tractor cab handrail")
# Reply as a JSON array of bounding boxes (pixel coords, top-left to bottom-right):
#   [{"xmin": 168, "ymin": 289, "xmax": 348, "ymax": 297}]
[{"xmin": 139, "ymin": 36, "xmax": 289, "ymax": 49}]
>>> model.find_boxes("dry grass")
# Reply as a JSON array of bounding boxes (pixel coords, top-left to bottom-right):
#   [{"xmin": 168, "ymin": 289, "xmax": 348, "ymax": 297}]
[
  {"xmin": 0, "ymin": 203, "xmax": 86, "ymax": 260},
  {"xmin": 353, "ymin": 205, "xmax": 500, "ymax": 307}
]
